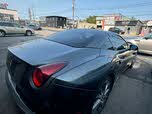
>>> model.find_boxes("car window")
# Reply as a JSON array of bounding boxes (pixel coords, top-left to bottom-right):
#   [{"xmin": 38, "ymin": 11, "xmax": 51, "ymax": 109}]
[
  {"xmin": 101, "ymin": 38, "xmax": 113, "ymax": 50},
  {"xmin": 2, "ymin": 23, "xmax": 14, "ymax": 27},
  {"xmin": 3, "ymin": 23, "xmax": 13, "ymax": 27},
  {"xmin": 13, "ymin": 23, "xmax": 21, "ymax": 28},
  {"xmin": 115, "ymin": 28, "xmax": 120, "ymax": 31},
  {"xmin": 29, "ymin": 25, "xmax": 35, "ymax": 27},
  {"xmin": 109, "ymin": 34, "xmax": 128, "ymax": 50},
  {"xmin": 0, "ymin": 22, "xmax": 12, "ymax": 27},
  {"xmin": 0, "ymin": 22, "xmax": 4, "ymax": 26},
  {"xmin": 87, "ymin": 32, "xmax": 113, "ymax": 49},
  {"xmin": 109, "ymin": 28, "xmax": 113, "ymax": 31}
]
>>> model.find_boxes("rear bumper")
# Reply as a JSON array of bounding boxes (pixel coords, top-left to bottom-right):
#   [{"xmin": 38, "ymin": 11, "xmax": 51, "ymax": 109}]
[
  {"xmin": 5, "ymin": 71, "xmax": 35, "ymax": 114},
  {"xmin": 5, "ymin": 70, "xmax": 95, "ymax": 114}
]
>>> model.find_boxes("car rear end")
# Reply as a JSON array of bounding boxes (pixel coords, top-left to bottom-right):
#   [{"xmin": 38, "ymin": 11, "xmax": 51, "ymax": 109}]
[
  {"xmin": 5, "ymin": 40, "xmax": 99, "ymax": 114},
  {"xmin": 6, "ymin": 51, "xmax": 67, "ymax": 113},
  {"xmin": 6, "ymin": 50, "xmax": 96, "ymax": 114},
  {"xmin": 6, "ymin": 50, "xmax": 49, "ymax": 113},
  {"xmin": 6, "ymin": 51, "xmax": 30, "ymax": 112},
  {"xmin": 6, "ymin": 30, "xmax": 109, "ymax": 114}
]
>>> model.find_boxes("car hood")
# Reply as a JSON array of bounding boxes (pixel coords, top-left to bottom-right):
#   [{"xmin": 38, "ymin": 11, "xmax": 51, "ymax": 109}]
[{"xmin": 8, "ymin": 39, "xmax": 78, "ymax": 66}]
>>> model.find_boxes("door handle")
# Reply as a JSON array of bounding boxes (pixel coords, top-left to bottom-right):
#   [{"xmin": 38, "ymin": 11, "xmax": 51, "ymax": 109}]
[{"xmin": 135, "ymin": 40, "xmax": 140, "ymax": 42}]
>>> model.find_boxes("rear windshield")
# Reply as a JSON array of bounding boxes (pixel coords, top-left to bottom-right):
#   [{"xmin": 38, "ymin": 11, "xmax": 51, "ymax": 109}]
[{"xmin": 47, "ymin": 29, "xmax": 107, "ymax": 48}]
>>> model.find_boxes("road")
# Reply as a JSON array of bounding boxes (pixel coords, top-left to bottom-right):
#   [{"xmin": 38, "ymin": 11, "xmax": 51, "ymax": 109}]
[{"xmin": 0, "ymin": 35, "xmax": 152, "ymax": 114}]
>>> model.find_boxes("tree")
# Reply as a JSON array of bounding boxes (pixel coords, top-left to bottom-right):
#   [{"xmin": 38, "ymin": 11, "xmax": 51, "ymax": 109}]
[
  {"xmin": 86, "ymin": 16, "xmax": 96, "ymax": 24},
  {"xmin": 130, "ymin": 16, "xmax": 136, "ymax": 20}
]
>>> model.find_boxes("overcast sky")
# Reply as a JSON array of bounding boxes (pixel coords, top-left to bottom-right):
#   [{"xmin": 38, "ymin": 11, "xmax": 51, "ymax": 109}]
[{"xmin": 3, "ymin": 0, "xmax": 152, "ymax": 20}]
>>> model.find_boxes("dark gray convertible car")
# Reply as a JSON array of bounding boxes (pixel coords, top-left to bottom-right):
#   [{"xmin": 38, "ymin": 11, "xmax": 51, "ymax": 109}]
[{"xmin": 5, "ymin": 29, "xmax": 137, "ymax": 114}]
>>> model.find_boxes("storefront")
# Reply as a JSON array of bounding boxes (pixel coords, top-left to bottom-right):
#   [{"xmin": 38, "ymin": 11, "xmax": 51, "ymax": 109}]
[
  {"xmin": 115, "ymin": 20, "xmax": 143, "ymax": 35},
  {"xmin": 0, "ymin": 3, "xmax": 19, "ymax": 21},
  {"xmin": 96, "ymin": 13, "xmax": 126, "ymax": 30}
]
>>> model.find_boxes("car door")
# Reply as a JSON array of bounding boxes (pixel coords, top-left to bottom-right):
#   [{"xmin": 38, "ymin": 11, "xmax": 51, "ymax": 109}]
[
  {"xmin": 13, "ymin": 23, "xmax": 25, "ymax": 34},
  {"xmin": 4, "ymin": 22, "xmax": 16, "ymax": 34},
  {"xmin": 28, "ymin": 25, "xmax": 36, "ymax": 30},
  {"xmin": 138, "ymin": 33, "xmax": 152, "ymax": 52},
  {"xmin": 109, "ymin": 33, "xmax": 135, "ymax": 73}
]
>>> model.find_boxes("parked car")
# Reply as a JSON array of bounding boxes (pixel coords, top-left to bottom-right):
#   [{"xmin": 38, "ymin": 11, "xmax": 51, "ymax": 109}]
[
  {"xmin": 5, "ymin": 29, "xmax": 137, "ymax": 114},
  {"xmin": 0, "ymin": 21, "xmax": 35, "ymax": 37},
  {"xmin": 127, "ymin": 33, "xmax": 152, "ymax": 55},
  {"xmin": 27, "ymin": 24, "xmax": 42, "ymax": 30},
  {"xmin": 108, "ymin": 27, "xmax": 125, "ymax": 34}
]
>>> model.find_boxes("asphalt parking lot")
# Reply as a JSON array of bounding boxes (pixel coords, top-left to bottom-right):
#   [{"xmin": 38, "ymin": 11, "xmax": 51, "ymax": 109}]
[{"xmin": 0, "ymin": 34, "xmax": 152, "ymax": 114}]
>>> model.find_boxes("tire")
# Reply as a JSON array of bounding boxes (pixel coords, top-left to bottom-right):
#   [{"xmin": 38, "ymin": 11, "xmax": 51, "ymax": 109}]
[
  {"xmin": 0, "ymin": 30, "xmax": 5, "ymax": 37},
  {"xmin": 26, "ymin": 30, "xmax": 32, "ymax": 36},
  {"xmin": 91, "ymin": 76, "xmax": 113, "ymax": 114}
]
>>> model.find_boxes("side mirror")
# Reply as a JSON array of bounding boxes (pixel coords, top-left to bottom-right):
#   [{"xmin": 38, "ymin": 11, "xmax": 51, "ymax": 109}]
[{"xmin": 130, "ymin": 44, "xmax": 138, "ymax": 51}]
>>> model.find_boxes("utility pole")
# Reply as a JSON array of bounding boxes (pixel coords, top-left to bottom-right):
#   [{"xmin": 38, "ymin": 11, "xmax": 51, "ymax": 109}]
[
  {"xmin": 28, "ymin": 8, "xmax": 32, "ymax": 22},
  {"xmin": 72, "ymin": 0, "xmax": 75, "ymax": 28},
  {"xmin": 32, "ymin": 8, "xmax": 35, "ymax": 22}
]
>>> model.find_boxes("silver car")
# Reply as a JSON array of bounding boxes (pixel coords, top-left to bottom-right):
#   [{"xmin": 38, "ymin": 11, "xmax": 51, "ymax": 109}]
[
  {"xmin": 27, "ymin": 24, "xmax": 42, "ymax": 30},
  {"xmin": 127, "ymin": 33, "xmax": 152, "ymax": 55},
  {"xmin": 0, "ymin": 21, "xmax": 35, "ymax": 37}
]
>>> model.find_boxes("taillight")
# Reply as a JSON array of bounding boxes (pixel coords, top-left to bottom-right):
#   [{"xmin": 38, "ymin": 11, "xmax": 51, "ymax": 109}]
[{"xmin": 32, "ymin": 63, "xmax": 65, "ymax": 87}]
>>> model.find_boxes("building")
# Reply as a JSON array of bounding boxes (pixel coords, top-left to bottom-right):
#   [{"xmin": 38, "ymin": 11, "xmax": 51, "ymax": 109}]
[
  {"xmin": 40, "ymin": 16, "xmax": 67, "ymax": 28},
  {"xmin": 77, "ymin": 22, "xmax": 96, "ymax": 29},
  {"xmin": 140, "ymin": 20, "xmax": 152, "ymax": 35},
  {"xmin": 115, "ymin": 20, "xmax": 143, "ymax": 35},
  {"xmin": 96, "ymin": 13, "xmax": 130, "ymax": 30},
  {"xmin": 0, "ymin": 3, "xmax": 19, "ymax": 21}
]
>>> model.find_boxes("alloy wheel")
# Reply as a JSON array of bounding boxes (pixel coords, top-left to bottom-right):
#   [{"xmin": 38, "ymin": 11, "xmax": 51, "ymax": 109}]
[
  {"xmin": 92, "ymin": 79, "xmax": 111, "ymax": 114},
  {"xmin": 0, "ymin": 31, "xmax": 5, "ymax": 37},
  {"xmin": 26, "ymin": 31, "xmax": 32, "ymax": 36}
]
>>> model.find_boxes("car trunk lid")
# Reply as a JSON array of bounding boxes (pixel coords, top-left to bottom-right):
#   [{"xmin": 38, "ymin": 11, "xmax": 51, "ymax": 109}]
[
  {"xmin": 7, "ymin": 39, "xmax": 78, "ymax": 111},
  {"xmin": 8, "ymin": 39, "xmax": 76, "ymax": 66},
  {"xmin": 7, "ymin": 39, "xmax": 77, "ymax": 88}
]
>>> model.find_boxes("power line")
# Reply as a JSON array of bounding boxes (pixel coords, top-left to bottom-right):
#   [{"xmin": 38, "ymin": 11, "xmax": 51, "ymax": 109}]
[
  {"xmin": 127, "ymin": 13, "xmax": 152, "ymax": 17},
  {"xmin": 35, "ymin": 8, "xmax": 71, "ymax": 14},
  {"xmin": 72, "ymin": 0, "xmax": 75, "ymax": 27},
  {"xmin": 77, "ymin": 1, "xmax": 152, "ymax": 11},
  {"xmin": 19, "ymin": 8, "xmax": 72, "ymax": 18},
  {"xmin": 77, "ymin": 10, "xmax": 152, "ymax": 16}
]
